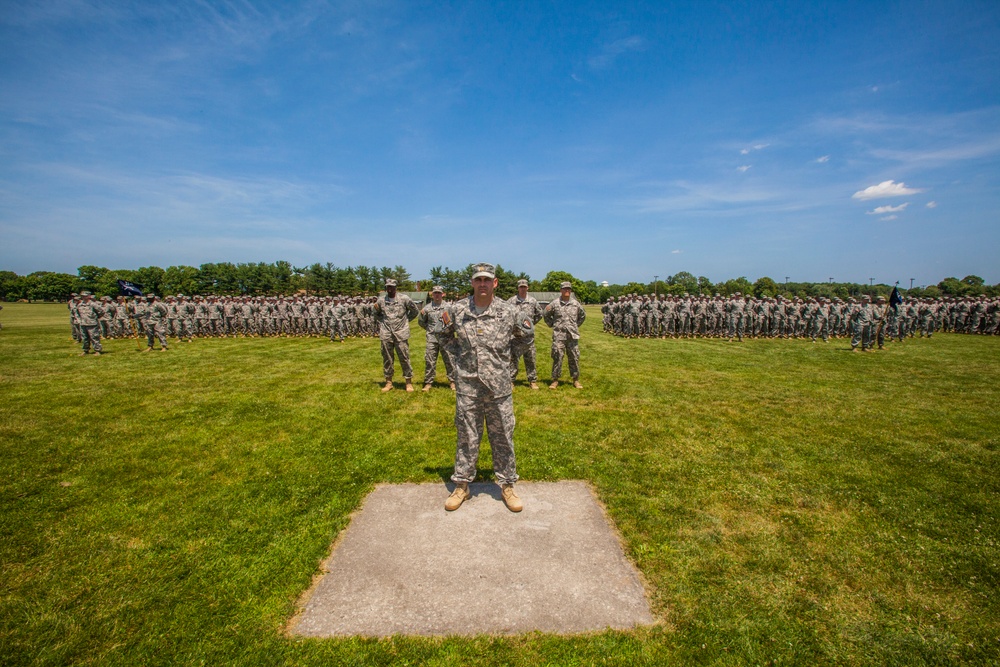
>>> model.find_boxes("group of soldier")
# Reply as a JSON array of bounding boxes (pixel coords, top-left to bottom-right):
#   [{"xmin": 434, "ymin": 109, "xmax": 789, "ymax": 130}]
[
  {"xmin": 602, "ymin": 293, "xmax": 1000, "ymax": 350},
  {"xmin": 69, "ymin": 292, "xmax": 385, "ymax": 352}
]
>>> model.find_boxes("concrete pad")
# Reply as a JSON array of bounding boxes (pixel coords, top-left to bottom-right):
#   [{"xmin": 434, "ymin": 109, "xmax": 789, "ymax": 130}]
[{"xmin": 290, "ymin": 481, "xmax": 654, "ymax": 637}]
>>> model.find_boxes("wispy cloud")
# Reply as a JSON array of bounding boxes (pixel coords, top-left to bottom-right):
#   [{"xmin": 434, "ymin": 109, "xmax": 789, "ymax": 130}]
[
  {"xmin": 867, "ymin": 203, "xmax": 909, "ymax": 215},
  {"xmin": 588, "ymin": 36, "xmax": 645, "ymax": 70},
  {"xmin": 816, "ymin": 155, "xmax": 830, "ymax": 163},
  {"xmin": 852, "ymin": 180, "xmax": 923, "ymax": 200},
  {"xmin": 737, "ymin": 165, "xmax": 751, "ymax": 173},
  {"xmin": 926, "ymin": 201, "xmax": 938, "ymax": 208},
  {"xmin": 671, "ymin": 249, "xmax": 681, "ymax": 254}
]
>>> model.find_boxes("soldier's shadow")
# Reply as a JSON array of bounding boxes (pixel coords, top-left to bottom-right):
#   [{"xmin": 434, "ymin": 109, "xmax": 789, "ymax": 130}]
[{"xmin": 423, "ymin": 466, "xmax": 501, "ymax": 499}]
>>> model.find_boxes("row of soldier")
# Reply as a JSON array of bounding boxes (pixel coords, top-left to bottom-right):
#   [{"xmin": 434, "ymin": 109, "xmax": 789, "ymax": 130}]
[
  {"xmin": 602, "ymin": 293, "xmax": 1000, "ymax": 343},
  {"xmin": 69, "ymin": 293, "xmax": 386, "ymax": 349}
]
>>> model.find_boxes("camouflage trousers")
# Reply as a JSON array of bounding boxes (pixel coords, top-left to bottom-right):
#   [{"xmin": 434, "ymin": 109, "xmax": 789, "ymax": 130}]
[
  {"xmin": 510, "ymin": 337, "xmax": 538, "ymax": 382},
  {"xmin": 423, "ymin": 334, "xmax": 455, "ymax": 385},
  {"xmin": 550, "ymin": 336, "xmax": 580, "ymax": 381},
  {"xmin": 452, "ymin": 392, "xmax": 518, "ymax": 485},
  {"xmin": 380, "ymin": 336, "xmax": 413, "ymax": 381},
  {"xmin": 146, "ymin": 322, "xmax": 168, "ymax": 349},
  {"xmin": 80, "ymin": 325, "xmax": 103, "ymax": 353}
]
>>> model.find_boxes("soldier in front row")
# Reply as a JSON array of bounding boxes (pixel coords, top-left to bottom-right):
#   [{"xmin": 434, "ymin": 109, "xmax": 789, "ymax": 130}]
[
  {"xmin": 374, "ymin": 278, "xmax": 420, "ymax": 392},
  {"xmin": 418, "ymin": 285, "xmax": 455, "ymax": 392},
  {"xmin": 442, "ymin": 263, "xmax": 533, "ymax": 513}
]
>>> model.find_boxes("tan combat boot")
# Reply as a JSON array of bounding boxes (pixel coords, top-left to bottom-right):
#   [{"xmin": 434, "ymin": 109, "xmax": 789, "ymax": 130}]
[
  {"xmin": 529, "ymin": 382, "xmax": 539, "ymax": 390},
  {"xmin": 405, "ymin": 381, "xmax": 415, "ymax": 392},
  {"xmin": 445, "ymin": 483, "xmax": 470, "ymax": 511},
  {"xmin": 573, "ymin": 380, "xmax": 583, "ymax": 389},
  {"xmin": 501, "ymin": 484, "xmax": 523, "ymax": 512},
  {"xmin": 422, "ymin": 384, "xmax": 431, "ymax": 392},
  {"xmin": 549, "ymin": 381, "xmax": 559, "ymax": 389},
  {"xmin": 381, "ymin": 381, "xmax": 393, "ymax": 392}
]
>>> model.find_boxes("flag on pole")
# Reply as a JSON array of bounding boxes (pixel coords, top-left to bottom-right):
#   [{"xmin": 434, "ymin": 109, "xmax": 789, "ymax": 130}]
[
  {"xmin": 117, "ymin": 279, "xmax": 144, "ymax": 297},
  {"xmin": 889, "ymin": 285, "xmax": 902, "ymax": 312}
]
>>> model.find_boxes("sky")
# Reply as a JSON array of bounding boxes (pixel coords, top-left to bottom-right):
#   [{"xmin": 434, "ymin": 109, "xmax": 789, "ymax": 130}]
[{"xmin": 2, "ymin": 0, "xmax": 999, "ymax": 287}]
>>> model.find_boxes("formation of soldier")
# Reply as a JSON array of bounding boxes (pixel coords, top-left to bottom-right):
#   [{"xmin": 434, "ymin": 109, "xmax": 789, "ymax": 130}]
[
  {"xmin": 68, "ymin": 293, "xmax": 385, "ymax": 348},
  {"xmin": 601, "ymin": 293, "xmax": 1000, "ymax": 345}
]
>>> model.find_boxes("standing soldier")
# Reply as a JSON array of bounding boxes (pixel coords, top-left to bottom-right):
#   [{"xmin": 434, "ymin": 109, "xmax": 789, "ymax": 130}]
[
  {"xmin": 75, "ymin": 291, "xmax": 106, "ymax": 355},
  {"xmin": 142, "ymin": 294, "xmax": 170, "ymax": 352},
  {"xmin": 543, "ymin": 281, "xmax": 586, "ymax": 389},
  {"xmin": 374, "ymin": 278, "xmax": 419, "ymax": 392},
  {"xmin": 507, "ymin": 279, "xmax": 543, "ymax": 389},
  {"xmin": 418, "ymin": 285, "xmax": 456, "ymax": 391},
  {"xmin": 441, "ymin": 263, "xmax": 533, "ymax": 513}
]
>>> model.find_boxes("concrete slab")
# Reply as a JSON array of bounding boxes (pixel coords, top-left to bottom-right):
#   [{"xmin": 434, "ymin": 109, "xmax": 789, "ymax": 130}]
[{"xmin": 290, "ymin": 481, "xmax": 655, "ymax": 637}]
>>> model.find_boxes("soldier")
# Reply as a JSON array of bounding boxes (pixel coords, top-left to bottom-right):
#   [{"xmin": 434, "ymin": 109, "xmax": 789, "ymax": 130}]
[
  {"xmin": 507, "ymin": 279, "xmax": 543, "ymax": 389},
  {"xmin": 418, "ymin": 285, "xmax": 456, "ymax": 391},
  {"xmin": 543, "ymin": 281, "xmax": 586, "ymax": 389},
  {"xmin": 142, "ymin": 294, "xmax": 170, "ymax": 352},
  {"xmin": 374, "ymin": 278, "xmax": 419, "ymax": 392},
  {"xmin": 75, "ymin": 291, "xmax": 105, "ymax": 355},
  {"xmin": 442, "ymin": 263, "xmax": 533, "ymax": 513},
  {"xmin": 850, "ymin": 295, "xmax": 874, "ymax": 351}
]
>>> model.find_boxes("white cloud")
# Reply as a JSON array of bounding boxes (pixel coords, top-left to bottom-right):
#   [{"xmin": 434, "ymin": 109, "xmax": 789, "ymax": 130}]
[
  {"xmin": 740, "ymin": 148, "xmax": 749, "ymax": 155},
  {"xmin": 926, "ymin": 201, "xmax": 937, "ymax": 208},
  {"xmin": 740, "ymin": 143, "xmax": 769, "ymax": 155},
  {"xmin": 588, "ymin": 36, "xmax": 645, "ymax": 70},
  {"xmin": 852, "ymin": 180, "xmax": 924, "ymax": 200},
  {"xmin": 671, "ymin": 249, "xmax": 681, "ymax": 254},
  {"xmin": 867, "ymin": 203, "xmax": 909, "ymax": 215},
  {"xmin": 737, "ymin": 165, "xmax": 751, "ymax": 173},
  {"xmin": 816, "ymin": 155, "xmax": 830, "ymax": 163}
]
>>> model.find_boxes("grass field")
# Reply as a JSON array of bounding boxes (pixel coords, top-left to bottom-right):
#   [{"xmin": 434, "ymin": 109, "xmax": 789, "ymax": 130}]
[{"xmin": 1, "ymin": 302, "xmax": 998, "ymax": 666}]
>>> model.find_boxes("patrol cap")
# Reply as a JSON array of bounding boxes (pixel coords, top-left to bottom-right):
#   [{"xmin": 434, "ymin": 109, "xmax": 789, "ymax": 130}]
[
  {"xmin": 431, "ymin": 285, "xmax": 444, "ymax": 294},
  {"xmin": 385, "ymin": 278, "xmax": 397, "ymax": 288},
  {"xmin": 560, "ymin": 281, "xmax": 572, "ymax": 289},
  {"xmin": 80, "ymin": 290, "xmax": 92, "ymax": 296},
  {"xmin": 516, "ymin": 279, "xmax": 529, "ymax": 287},
  {"xmin": 471, "ymin": 263, "xmax": 495, "ymax": 279}
]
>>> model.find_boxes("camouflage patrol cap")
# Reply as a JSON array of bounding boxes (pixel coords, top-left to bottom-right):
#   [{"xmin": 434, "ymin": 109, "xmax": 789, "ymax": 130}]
[
  {"xmin": 862, "ymin": 294, "xmax": 871, "ymax": 301},
  {"xmin": 516, "ymin": 279, "xmax": 529, "ymax": 287},
  {"xmin": 385, "ymin": 278, "xmax": 397, "ymax": 287},
  {"xmin": 560, "ymin": 281, "xmax": 572, "ymax": 289},
  {"xmin": 471, "ymin": 263, "xmax": 495, "ymax": 279},
  {"xmin": 431, "ymin": 285, "xmax": 444, "ymax": 294},
  {"xmin": 80, "ymin": 290, "xmax": 92, "ymax": 296},
  {"xmin": 877, "ymin": 296, "xmax": 886, "ymax": 302}
]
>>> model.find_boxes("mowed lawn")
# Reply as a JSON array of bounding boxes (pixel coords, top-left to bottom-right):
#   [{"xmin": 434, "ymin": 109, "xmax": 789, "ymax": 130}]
[{"xmin": 1, "ymin": 302, "xmax": 998, "ymax": 666}]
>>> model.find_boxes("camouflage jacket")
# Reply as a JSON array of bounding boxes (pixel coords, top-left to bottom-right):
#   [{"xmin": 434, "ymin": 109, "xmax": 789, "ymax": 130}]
[
  {"xmin": 444, "ymin": 296, "xmax": 532, "ymax": 398},
  {"xmin": 543, "ymin": 297, "xmax": 586, "ymax": 341},
  {"xmin": 374, "ymin": 294, "xmax": 419, "ymax": 341}
]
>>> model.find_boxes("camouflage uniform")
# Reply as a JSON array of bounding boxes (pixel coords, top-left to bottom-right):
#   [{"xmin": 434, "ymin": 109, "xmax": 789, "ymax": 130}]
[
  {"xmin": 418, "ymin": 291, "xmax": 456, "ymax": 386},
  {"xmin": 507, "ymin": 285, "xmax": 543, "ymax": 383},
  {"xmin": 374, "ymin": 284, "xmax": 419, "ymax": 383},
  {"xmin": 75, "ymin": 294, "xmax": 105, "ymax": 354},
  {"xmin": 543, "ymin": 287, "xmax": 586, "ymax": 382},
  {"xmin": 444, "ymin": 288, "xmax": 532, "ymax": 485}
]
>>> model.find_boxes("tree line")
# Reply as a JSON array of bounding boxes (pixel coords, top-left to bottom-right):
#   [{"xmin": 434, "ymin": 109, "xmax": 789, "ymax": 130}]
[{"xmin": 0, "ymin": 262, "xmax": 995, "ymax": 304}]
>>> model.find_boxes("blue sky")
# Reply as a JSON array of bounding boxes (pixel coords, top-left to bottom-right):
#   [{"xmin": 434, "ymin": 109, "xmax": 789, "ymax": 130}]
[{"xmin": 2, "ymin": 0, "xmax": 999, "ymax": 286}]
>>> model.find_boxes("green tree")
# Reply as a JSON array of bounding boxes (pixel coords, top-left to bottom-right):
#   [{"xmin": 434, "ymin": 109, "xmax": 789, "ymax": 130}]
[
  {"xmin": 163, "ymin": 265, "xmax": 199, "ymax": 296},
  {"xmin": 753, "ymin": 276, "xmax": 779, "ymax": 298}
]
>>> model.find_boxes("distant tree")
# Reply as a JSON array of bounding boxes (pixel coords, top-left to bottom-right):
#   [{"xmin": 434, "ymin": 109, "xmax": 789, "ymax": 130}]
[
  {"xmin": 718, "ymin": 277, "xmax": 753, "ymax": 296},
  {"xmin": 163, "ymin": 265, "xmax": 199, "ymax": 295},
  {"xmin": 26, "ymin": 271, "xmax": 78, "ymax": 301},
  {"xmin": 0, "ymin": 270, "xmax": 26, "ymax": 301},
  {"xmin": 697, "ymin": 276, "xmax": 714, "ymax": 295},
  {"xmin": 133, "ymin": 266, "xmax": 166, "ymax": 296},
  {"xmin": 961, "ymin": 275, "xmax": 984, "ymax": 287},
  {"xmin": 667, "ymin": 271, "xmax": 698, "ymax": 293},
  {"xmin": 753, "ymin": 276, "xmax": 779, "ymax": 298}
]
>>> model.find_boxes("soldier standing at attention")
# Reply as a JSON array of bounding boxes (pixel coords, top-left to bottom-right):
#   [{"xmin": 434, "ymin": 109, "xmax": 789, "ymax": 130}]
[
  {"xmin": 544, "ymin": 281, "xmax": 586, "ymax": 389},
  {"xmin": 142, "ymin": 294, "xmax": 170, "ymax": 352},
  {"xmin": 374, "ymin": 278, "xmax": 419, "ymax": 392},
  {"xmin": 442, "ymin": 263, "xmax": 533, "ymax": 512},
  {"xmin": 75, "ymin": 291, "xmax": 106, "ymax": 355},
  {"xmin": 508, "ymin": 279, "xmax": 543, "ymax": 389},
  {"xmin": 418, "ymin": 285, "xmax": 456, "ymax": 392}
]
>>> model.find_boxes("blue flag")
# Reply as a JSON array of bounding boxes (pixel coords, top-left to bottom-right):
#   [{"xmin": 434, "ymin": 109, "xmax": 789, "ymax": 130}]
[
  {"xmin": 117, "ymin": 279, "xmax": 143, "ymax": 297},
  {"xmin": 889, "ymin": 286, "xmax": 902, "ymax": 312}
]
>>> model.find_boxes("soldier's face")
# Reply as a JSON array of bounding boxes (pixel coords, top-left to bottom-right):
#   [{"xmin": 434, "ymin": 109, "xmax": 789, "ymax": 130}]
[
  {"xmin": 386, "ymin": 286, "xmax": 396, "ymax": 297},
  {"xmin": 472, "ymin": 276, "xmax": 496, "ymax": 298},
  {"xmin": 432, "ymin": 292, "xmax": 443, "ymax": 304},
  {"xmin": 518, "ymin": 285, "xmax": 528, "ymax": 297},
  {"xmin": 561, "ymin": 287, "xmax": 571, "ymax": 300}
]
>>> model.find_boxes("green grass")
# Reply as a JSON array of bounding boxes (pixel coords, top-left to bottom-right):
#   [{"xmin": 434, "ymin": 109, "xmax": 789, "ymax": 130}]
[{"xmin": 1, "ymin": 302, "xmax": 998, "ymax": 666}]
